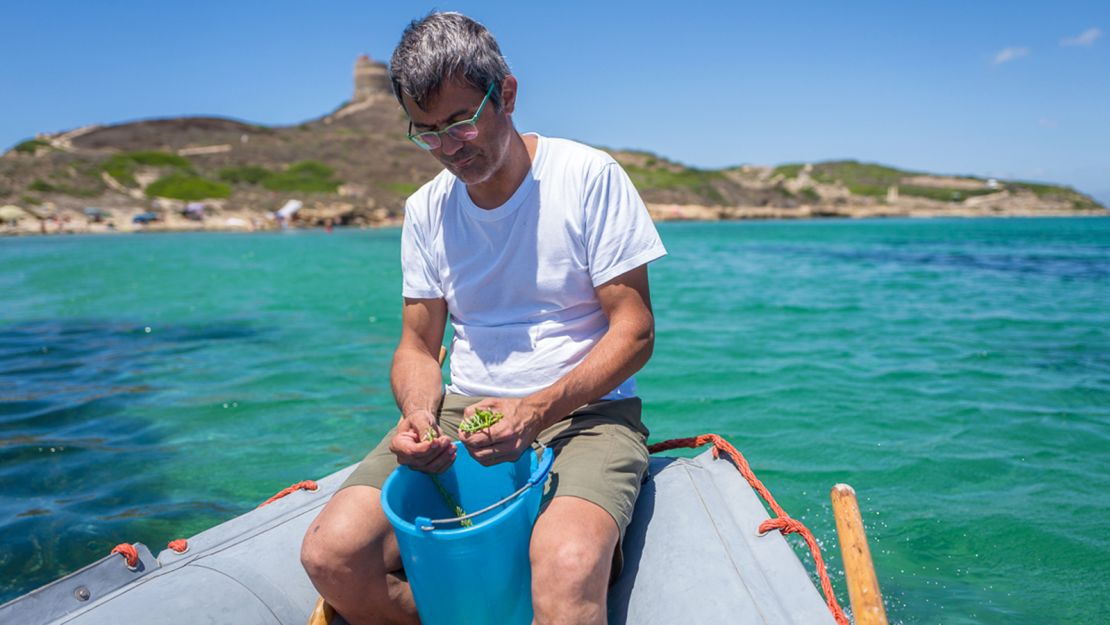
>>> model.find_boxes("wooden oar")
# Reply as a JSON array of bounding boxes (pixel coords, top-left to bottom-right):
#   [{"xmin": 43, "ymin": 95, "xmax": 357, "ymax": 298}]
[
  {"xmin": 307, "ymin": 346, "xmax": 448, "ymax": 625},
  {"xmin": 307, "ymin": 597, "xmax": 335, "ymax": 625},
  {"xmin": 830, "ymin": 483, "xmax": 888, "ymax": 625}
]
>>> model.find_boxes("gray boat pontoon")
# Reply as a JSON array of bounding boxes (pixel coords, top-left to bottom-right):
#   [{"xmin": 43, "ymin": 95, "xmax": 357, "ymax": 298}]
[{"xmin": 3, "ymin": 445, "xmax": 859, "ymax": 625}]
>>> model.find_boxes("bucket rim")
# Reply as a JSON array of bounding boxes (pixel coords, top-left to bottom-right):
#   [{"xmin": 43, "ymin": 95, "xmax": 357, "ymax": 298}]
[{"xmin": 382, "ymin": 442, "xmax": 551, "ymax": 537}]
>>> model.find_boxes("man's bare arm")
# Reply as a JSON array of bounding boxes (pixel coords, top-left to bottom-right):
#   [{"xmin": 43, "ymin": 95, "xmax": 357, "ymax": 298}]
[
  {"xmin": 527, "ymin": 264, "xmax": 654, "ymax": 422},
  {"xmin": 461, "ymin": 265, "xmax": 655, "ymax": 463},
  {"xmin": 389, "ymin": 297, "xmax": 454, "ymax": 473},
  {"xmin": 391, "ymin": 297, "xmax": 448, "ymax": 415}
]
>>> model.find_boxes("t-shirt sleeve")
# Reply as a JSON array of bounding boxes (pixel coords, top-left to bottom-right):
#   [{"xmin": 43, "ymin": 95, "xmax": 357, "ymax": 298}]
[
  {"xmin": 400, "ymin": 200, "xmax": 444, "ymax": 299},
  {"xmin": 583, "ymin": 162, "xmax": 667, "ymax": 286}
]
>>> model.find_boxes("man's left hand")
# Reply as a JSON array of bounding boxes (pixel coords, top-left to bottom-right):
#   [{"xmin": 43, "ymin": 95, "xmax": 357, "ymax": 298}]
[{"xmin": 458, "ymin": 397, "xmax": 545, "ymax": 466}]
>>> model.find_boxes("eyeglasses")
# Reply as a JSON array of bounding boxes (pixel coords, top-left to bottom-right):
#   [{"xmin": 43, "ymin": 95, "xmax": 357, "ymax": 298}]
[{"xmin": 407, "ymin": 84, "xmax": 494, "ymax": 150}]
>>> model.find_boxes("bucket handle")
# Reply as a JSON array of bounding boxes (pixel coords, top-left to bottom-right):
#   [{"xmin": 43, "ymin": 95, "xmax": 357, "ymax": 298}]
[{"xmin": 418, "ymin": 443, "xmax": 554, "ymax": 531}]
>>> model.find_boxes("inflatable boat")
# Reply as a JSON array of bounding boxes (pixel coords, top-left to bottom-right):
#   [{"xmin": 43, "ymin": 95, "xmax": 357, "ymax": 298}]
[{"xmin": 2, "ymin": 437, "xmax": 854, "ymax": 625}]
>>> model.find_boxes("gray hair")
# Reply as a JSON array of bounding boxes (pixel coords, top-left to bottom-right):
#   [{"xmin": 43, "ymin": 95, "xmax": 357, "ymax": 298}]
[{"xmin": 389, "ymin": 12, "xmax": 511, "ymax": 112}]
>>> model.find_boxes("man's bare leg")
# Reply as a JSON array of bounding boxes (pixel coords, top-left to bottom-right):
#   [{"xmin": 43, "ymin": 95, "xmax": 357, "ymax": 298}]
[
  {"xmin": 529, "ymin": 496, "xmax": 619, "ymax": 625},
  {"xmin": 300, "ymin": 486, "xmax": 419, "ymax": 625}
]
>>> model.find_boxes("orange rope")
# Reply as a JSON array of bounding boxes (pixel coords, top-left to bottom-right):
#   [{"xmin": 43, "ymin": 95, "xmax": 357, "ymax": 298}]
[
  {"xmin": 110, "ymin": 543, "xmax": 139, "ymax": 569},
  {"xmin": 256, "ymin": 480, "xmax": 318, "ymax": 508},
  {"xmin": 648, "ymin": 434, "xmax": 850, "ymax": 625},
  {"xmin": 167, "ymin": 538, "xmax": 189, "ymax": 553}
]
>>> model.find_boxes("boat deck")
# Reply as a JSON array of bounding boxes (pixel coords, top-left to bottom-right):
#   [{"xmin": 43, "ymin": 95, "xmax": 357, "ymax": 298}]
[{"xmin": 2, "ymin": 450, "xmax": 836, "ymax": 625}]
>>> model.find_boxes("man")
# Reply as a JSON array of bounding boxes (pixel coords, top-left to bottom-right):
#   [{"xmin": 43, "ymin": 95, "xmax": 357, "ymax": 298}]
[{"xmin": 301, "ymin": 11, "xmax": 666, "ymax": 625}]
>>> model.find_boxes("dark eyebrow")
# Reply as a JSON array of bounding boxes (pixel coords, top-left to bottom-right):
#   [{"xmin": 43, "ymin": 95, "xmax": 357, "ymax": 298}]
[{"xmin": 412, "ymin": 107, "xmax": 472, "ymax": 131}]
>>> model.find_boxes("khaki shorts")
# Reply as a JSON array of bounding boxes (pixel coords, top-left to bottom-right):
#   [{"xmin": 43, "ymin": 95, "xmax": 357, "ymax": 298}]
[{"xmin": 341, "ymin": 393, "xmax": 650, "ymax": 576}]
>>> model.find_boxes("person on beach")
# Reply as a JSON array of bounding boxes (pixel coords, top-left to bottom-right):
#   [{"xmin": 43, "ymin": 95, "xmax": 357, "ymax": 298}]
[{"xmin": 300, "ymin": 11, "xmax": 666, "ymax": 625}]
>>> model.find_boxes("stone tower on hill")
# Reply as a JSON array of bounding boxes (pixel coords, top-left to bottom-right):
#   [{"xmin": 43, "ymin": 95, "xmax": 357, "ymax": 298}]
[
  {"xmin": 353, "ymin": 55, "xmax": 391, "ymax": 102},
  {"xmin": 324, "ymin": 55, "xmax": 396, "ymax": 123}
]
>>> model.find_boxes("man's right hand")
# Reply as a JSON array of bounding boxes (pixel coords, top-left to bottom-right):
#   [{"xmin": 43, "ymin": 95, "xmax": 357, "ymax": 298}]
[{"xmin": 389, "ymin": 409, "xmax": 456, "ymax": 474}]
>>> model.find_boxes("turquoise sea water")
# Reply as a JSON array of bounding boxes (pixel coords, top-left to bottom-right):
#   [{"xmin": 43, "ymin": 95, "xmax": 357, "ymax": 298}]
[{"xmin": 1, "ymin": 218, "xmax": 1108, "ymax": 623}]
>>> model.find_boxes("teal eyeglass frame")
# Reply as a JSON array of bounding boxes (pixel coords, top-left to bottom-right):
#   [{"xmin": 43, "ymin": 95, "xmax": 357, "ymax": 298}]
[{"xmin": 406, "ymin": 84, "xmax": 495, "ymax": 150}]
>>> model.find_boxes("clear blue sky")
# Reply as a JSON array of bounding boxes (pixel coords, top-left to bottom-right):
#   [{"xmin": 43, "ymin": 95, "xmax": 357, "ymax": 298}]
[{"xmin": 3, "ymin": 1, "xmax": 1108, "ymax": 202}]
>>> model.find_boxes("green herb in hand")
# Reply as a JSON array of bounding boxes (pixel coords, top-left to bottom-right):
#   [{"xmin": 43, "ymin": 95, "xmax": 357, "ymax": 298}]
[
  {"xmin": 423, "ymin": 428, "xmax": 472, "ymax": 528},
  {"xmin": 459, "ymin": 408, "xmax": 504, "ymax": 434}
]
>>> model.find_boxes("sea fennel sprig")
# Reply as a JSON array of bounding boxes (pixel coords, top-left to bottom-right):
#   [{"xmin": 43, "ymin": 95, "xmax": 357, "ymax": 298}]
[
  {"xmin": 459, "ymin": 408, "xmax": 504, "ymax": 434},
  {"xmin": 424, "ymin": 428, "xmax": 472, "ymax": 528}
]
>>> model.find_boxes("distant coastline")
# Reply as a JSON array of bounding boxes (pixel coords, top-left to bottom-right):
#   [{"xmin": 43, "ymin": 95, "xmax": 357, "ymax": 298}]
[
  {"xmin": 645, "ymin": 200, "xmax": 1109, "ymax": 222},
  {"xmin": 2, "ymin": 57, "xmax": 1105, "ymax": 237},
  {"xmin": 1, "ymin": 200, "xmax": 1105, "ymax": 238}
]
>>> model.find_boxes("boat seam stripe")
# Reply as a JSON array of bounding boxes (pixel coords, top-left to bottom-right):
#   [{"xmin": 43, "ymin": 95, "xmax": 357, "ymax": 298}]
[{"xmin": 680, "ymin": 461, "xmax": 774, "ymax": 624}]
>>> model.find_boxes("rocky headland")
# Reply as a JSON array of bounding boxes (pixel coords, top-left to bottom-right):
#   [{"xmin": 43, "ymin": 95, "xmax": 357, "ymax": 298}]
[{"xmin": 1, "ymin": 56, "xmax": 1104, "ymax": 236}]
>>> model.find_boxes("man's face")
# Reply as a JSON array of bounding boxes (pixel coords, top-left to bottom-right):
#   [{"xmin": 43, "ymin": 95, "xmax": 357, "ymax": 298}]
[{"xmin": 403, "ymin": 78, "xmax": 513, "ymax": 187}]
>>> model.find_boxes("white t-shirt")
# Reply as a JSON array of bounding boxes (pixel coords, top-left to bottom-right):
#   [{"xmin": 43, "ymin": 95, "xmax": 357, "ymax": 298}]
[{"xmin": 400, "ymin": 134, "xmax": 667, "ymax": 399}]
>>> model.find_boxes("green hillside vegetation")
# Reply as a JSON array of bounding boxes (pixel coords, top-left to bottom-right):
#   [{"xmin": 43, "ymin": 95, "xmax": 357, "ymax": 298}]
[
  {"xmin": 623, "ymin": 158, "xmax": 727, "ymax": 205},
  {"xmin": 774, "ymin": 161, "xmax": 904, "ymax": 198},
  {"xmin": 218, "ymin": 161, "xmax": 342, "ymax": 194},
  {"xmin": 380, "ymin": 181, "xmax": 421, "ymax": 197},
  {"xmin": 776, "ymin": 160, "xmax": 908, "ymax": 183},
  {"xmin": 262, "ymin": 161, "xmax": 341, "ymax": 193},
  {"xmin": 14, "ymin": 139, "xmax": 50, "ymax": 154},
  {"xmin": 1007, "ymin": 181, "xmax": 1101, "ymax": 210},
  {"xmin": 775, "ymin": 160, "xmax": 1008, "ymax": 203},
  {"xmin": 145, "ymin": 174, "xmax": 231, "ymax": 200},
  {"xmin": 811, "ymin": 161, "xmax": 907, "ymax": 198},
  {"xmin": 28, "ymin": 179, "xmax": 100, "ymax": 198},
  {"xmin": 772, "ymin": 164, "xmax": 805, "ymax": 179},
  {"xmin": 137, "ymin": 158, "xmax": 342, "ymax": 200},
  {"xmin": 772, "ymin": 160, "xmax": 1101, "ymax": 209},
  {"xmin": 99, "ymin": 150, "xmax": 236, "ymax": 200},
  {"xmin": 103, "ymin": 151, "xmax": 193, "ymax": 187},
  {"xmin": 25, "ymin": 161, "xmax": 106, "ymax": 199},
  {"xmin": 219, "ymin": 165, "xmax": 273, "ymax": 185}
]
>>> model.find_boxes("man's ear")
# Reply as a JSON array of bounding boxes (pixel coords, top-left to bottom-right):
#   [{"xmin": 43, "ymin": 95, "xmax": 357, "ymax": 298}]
[{"xmin": 499, "ymin": 75, "xmax": 518, "ymax": 115}]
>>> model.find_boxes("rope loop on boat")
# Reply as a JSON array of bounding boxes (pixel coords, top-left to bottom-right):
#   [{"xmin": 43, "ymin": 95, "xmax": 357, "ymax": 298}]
[
  {"xmin": 167, "ymin": 538, "xmax": 189, "ymax": 554},
  {"xmin": 110, "ymin": 543, "xmax": 139, "ymax": 570},
  {"xmin": 257, "ymin": 480, "xmax": 319, "ymax": 508},
  {"xmin": 758, "ymin": 515, "xmax": 806, "ymax": 536},
  {"xmin": 648, "ymin": 433, "xmax": 850, "ymax": 625}
]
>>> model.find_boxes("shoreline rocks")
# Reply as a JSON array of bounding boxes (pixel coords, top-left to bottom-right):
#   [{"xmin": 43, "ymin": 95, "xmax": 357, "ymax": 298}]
[{"xmin": 2, "ymin": 200, "xmax": 1103, "ymax": 238}]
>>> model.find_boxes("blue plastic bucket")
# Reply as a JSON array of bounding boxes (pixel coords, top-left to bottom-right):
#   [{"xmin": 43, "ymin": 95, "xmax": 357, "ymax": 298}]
[{"xmin": 381, "ymin": 441, "xmax": 553, "ymax": 625}]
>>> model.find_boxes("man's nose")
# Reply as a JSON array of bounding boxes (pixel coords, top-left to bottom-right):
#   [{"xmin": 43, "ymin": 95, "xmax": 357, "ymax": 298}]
[{"xmin": 438, "ymin": 133, "xmax": 465, "ymax": 156}]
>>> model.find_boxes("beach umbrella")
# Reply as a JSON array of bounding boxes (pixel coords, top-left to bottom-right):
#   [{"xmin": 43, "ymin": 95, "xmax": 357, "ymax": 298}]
[{"xmin": 276, "ymin": 199, "xmax": 302, "ymax": 219}]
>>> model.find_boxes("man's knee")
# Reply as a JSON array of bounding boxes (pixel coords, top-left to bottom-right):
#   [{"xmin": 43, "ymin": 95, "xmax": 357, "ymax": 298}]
[
  {"xmin": 530, "ymin": 497, "xmax": 618, "ymax": 601},
  {"xmin": 300, "ymin": 486, "xmax": 393, "ymax": 580},
  {"xmin": 531, "ymin": 530, "xmax": 612, "ymax": 625},
  {"xmin": 301, "ymin": 514, "xmax": 352, "ymax": 579},
  {"xmin": 531, "ymin": 535, "xmax": 609, "ymax": 582}
]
